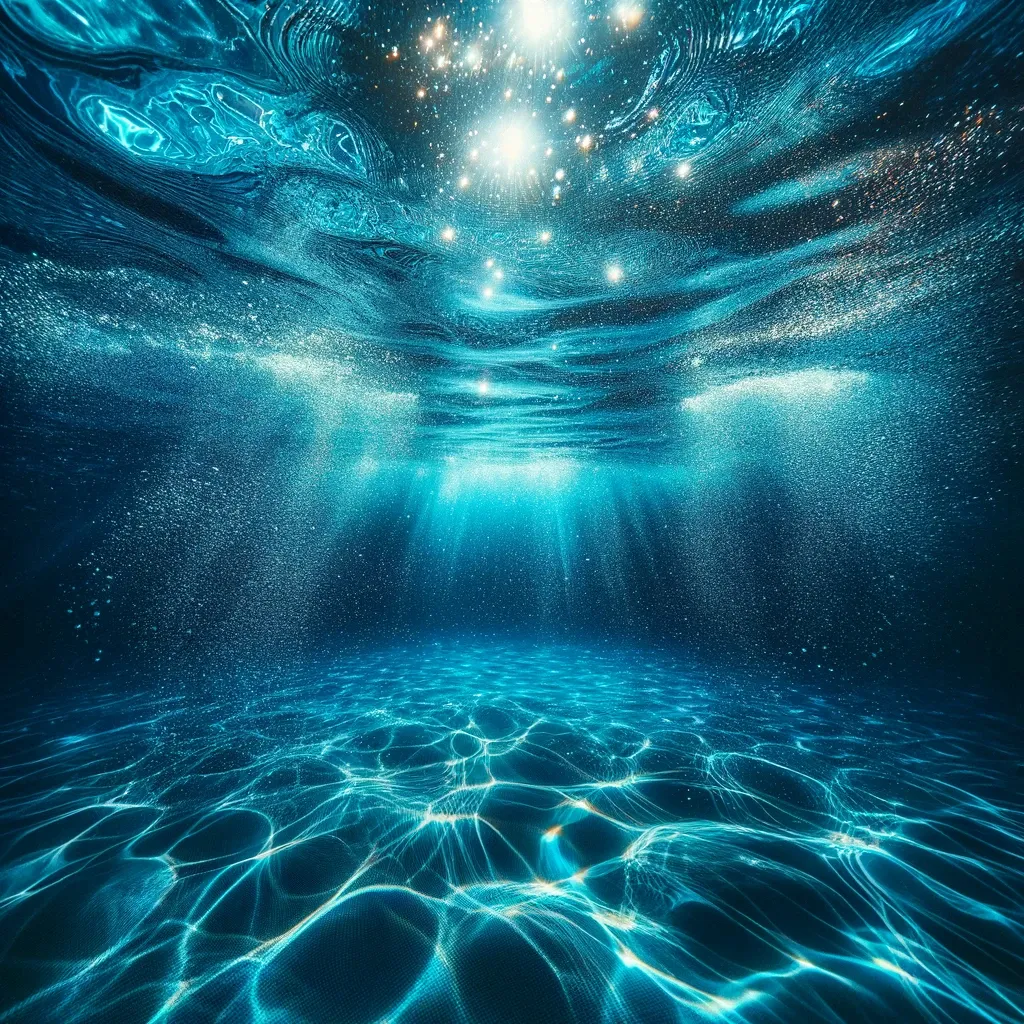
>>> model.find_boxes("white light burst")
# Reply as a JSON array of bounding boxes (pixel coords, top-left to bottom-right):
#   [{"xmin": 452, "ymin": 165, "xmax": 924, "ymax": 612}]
[{"xmin": 514, "ymin": 0, "xmax": 570, "ymax": 51}]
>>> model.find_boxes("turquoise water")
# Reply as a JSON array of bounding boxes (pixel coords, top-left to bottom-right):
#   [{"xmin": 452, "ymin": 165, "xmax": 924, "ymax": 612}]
[
  {"xmin": 1, "ymin": 0, "xmax": 1023, "ymax": 1018},
  {"xmin": 2, "ymin": 645, "xmax": 1021, "ymax": 1022}
]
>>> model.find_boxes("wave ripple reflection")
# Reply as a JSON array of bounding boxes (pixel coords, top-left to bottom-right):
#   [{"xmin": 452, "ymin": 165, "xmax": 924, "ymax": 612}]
[{"xmin": 1, "ymin": 645, "xmax": 1021, "ymax": 1023}]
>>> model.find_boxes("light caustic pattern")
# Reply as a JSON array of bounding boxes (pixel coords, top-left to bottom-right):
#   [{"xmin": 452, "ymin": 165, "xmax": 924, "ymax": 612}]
[{"xmin": 1, "ymin": 646, "xmax": 1022, "ymax": 1023}]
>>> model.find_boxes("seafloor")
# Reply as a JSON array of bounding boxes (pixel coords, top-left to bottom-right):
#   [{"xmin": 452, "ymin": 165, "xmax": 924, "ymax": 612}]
[{"xmin": 1, "ymin": 644, "xmax": 1020, "ymax": 1023}]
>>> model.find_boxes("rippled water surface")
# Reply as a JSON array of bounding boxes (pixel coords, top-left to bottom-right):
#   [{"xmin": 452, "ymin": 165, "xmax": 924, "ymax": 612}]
[
  {"xmin": 1, "ymin": 0, "xmax": 1022, "ymax": 1020},
  {"xmin": 1, "ymin": 645, "xmax": 1022, "ymax": 1024},
  {"xmin": 1, "ymin": 0, "xmax": 1021, "ymax": 461}
]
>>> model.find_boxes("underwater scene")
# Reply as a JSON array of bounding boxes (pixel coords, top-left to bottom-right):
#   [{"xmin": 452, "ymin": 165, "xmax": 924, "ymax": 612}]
[{"xmin": 0, "ymin": 0, "xmax": 1022, "ymax": 1021}]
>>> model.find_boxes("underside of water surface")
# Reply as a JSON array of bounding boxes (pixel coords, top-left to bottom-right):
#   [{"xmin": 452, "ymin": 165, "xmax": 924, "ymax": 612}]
[{"xmin": 1, "ymin": 0, "xmax": 1023, "ymax": 1020}]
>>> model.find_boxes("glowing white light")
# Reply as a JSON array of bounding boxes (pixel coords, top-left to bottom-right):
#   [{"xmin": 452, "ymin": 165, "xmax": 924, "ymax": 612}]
[
  {"xmin": 476, "ymin": 379, "xmax": 491, "ymax": 394},
  {"xmin": 482, "ymin": 118, "xmax": 536, "ymax": 172},
  {"xmin": 873, "ymin": 958, "xmax": 918, "ymax": 983},
  {"xmin": 440, "ymin": 225, "xmax": 456, "ymax": 242},
  {"xmin": 516, "ymin": 0, "xmax": 568, "ymax": 46},
  {"xmin": 439, "ymin": 458, "xmax": 577, "ymax": 498},
  {"xmin": 616, "ymin": 4, "xmax": 643, "ymax": 28},
  {"xmin": 465, "ymin": 46, "xmax": 481, "ymax": 67},
  {"xmin": 675, "ymin": 160, "xmax": 692, "ymax": 178},
  {"xmin": 501, "ymin": 124, "xmax": 527, "ymax": 163},
  {"xmin": 577, "ymin": 134, "xmax": 593, "ymax": 151},
  {"xmin": 563, "ymin": 108, "xmax": 576, "ymax": 124},
  {"xmin": 538, "ymin": 230, "xmax": 552, "ymax": 243},
  {"xmin": 605, "ymin": 263, "xmax": 624, "ymax": 284},
  {"xmin": 458, "ymin": 175, "xmax": 470, "ymax": 189},
  {"xmin": 681, "ymin": 369, "xmax": 869, "ymax": 412}
]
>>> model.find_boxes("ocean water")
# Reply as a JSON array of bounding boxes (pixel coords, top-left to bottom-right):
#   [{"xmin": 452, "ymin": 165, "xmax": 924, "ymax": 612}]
[
  {"xmin": 2, "ymin": 645, "xmax": 1023, "ymax": 1023},
  {"xmin": 1, "ymin": 0, "xmax": 1022, "ymax": 1021}
]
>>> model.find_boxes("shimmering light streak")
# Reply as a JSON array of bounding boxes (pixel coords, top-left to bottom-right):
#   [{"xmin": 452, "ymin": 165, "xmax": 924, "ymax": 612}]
[
  {"xmin": 682, "ymin": 369, "xmax": 870, "ymax": 412},
  {"xmin": 438, "ymin": 456, "xmax": 578, "ymax": 497}
]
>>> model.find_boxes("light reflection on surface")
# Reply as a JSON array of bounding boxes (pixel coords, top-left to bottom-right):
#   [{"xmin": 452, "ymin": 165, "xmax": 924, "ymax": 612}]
[{"xmin": 1, "ymin": 644, "xmax": 1020, "ymax": 1023}]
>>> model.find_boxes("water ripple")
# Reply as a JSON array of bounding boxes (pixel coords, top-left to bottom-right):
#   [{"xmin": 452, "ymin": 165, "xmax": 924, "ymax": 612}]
[{"xmin": 1, "ymin": 645, "xmax": 1021, "ymax": 1022}]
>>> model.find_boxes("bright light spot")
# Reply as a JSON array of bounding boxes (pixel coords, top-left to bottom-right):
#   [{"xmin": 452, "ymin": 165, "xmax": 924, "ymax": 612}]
[
  {"xmin": 616, "ymin": 4, "xmax": 643, "ymax": 28},
  {"xmin": 554, "ymin": 167, "xmax": 565, "ymax": 181},
  {"xmin": 416, "ymin": 87, "xmax": 427, "ymax": 99},
  {"xmin": 516, "ymin": 0, "xmax": 569, "ymax": 46},
  {"xmin": 501, "ymin": 123, "xmax": 526, "ymax": 163},
  {"xmin": 482, "ymin": 286, "xmax": 494, "ymax": 299},
  {"xmin": 563, "ymin": 108, "xmax": 576, "ymax": 124},
  {"xmin": 827, "ymin": 830, "xmax": 877, "ymax": 849},
  {"xmin": 440, "ymin": 225, "xmax": 456, "ymax": 242},
  {"xmin": 459, "ymin": 175, "xmax": 470, "ymax": 189},
  {"xmin": 646, "ymin": 107, "xmax": 659, "ymax": 120},
  {"xmin": 538, "ymin": 230, "xmax": 552, "ymax": 243},
  {"xmin": 476, "ymin": 379, "xmax": 491, "ymax": 395},
  {"xmin": 543, "ymin": 825, "xmax": 562, "ymax": 841},
  {"xmin": 466, "ymin": 46, "xmax": 481, "ymax": 67},
  {"xmin": 485, "ymin": 118, "xmax": 536, "ymax": 171},
  {"xmin": 873, "ymin": 958, "xmax": 918, "ymax": 983},
  {"xmin": 577, "ymin": 134, "xmax": 593, "ymax": 151},
  {"xmin": 618, "ymin": 946, "xmax": 642, "ymax": 968},
  {"xmin": 592, "ymin": 911, "xmax": 637, "ymax": 930},
  {"xmin": 675, "ymin": 160, "xmax": 692, "ymax": 178},
  {"xmin": 605, "ymin": 263, "xmax": 624, "ymax": 284}
]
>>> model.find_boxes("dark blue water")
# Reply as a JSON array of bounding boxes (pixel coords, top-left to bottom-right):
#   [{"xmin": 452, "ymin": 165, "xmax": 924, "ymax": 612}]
[{"xmin": 1, "ymin": 0, "xmax": 1022, "ymax": 1020}]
